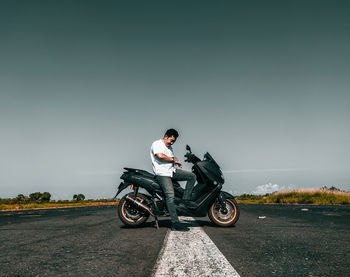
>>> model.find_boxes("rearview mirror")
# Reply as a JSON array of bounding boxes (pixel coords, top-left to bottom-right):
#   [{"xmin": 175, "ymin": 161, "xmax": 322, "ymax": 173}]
[{"xmin": 186, "ymin": 145, "xmax": 191, "ymax": 152}]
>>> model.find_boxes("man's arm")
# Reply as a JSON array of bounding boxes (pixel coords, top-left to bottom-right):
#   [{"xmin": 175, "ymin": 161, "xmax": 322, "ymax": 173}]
[
  {"xmin": 155, "ymin": 153, "xmax": 173, "ymax": 162},
  {"xmin": 155, "ymin": 153, "xmax": 182, "ymax": 167}
]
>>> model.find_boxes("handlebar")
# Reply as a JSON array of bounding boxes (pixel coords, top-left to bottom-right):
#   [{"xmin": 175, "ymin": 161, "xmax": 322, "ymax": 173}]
[{"xmin": 184, "ymin": 152, "xmax": 201, "ymax": 164}]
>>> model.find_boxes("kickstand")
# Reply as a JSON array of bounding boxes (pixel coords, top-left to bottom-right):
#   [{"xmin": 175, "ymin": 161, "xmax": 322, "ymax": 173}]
[{"xmin": 154, "ymin": 216, "xmax": 159, "ymax": 229}]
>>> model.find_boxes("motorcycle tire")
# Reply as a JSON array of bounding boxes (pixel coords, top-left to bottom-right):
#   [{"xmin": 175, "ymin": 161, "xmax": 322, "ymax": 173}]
[
  {"xmin": 118, "ymin": 193, "xmax": 150, "ymax": 227},
  {"xmin": 208, "ymin": 198, "xmax": 240, "ymax": 227}
]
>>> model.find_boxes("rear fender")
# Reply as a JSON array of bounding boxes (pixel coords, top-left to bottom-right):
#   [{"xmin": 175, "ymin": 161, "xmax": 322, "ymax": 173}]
[{"xmin": 113, "ymin": 182, "xmax": 131, "ymax": 198}]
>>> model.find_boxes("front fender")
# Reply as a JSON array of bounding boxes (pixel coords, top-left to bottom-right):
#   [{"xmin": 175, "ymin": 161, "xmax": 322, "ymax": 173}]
[
  {"xmin": 220, "ymin": 191, "xmax": 235, "ymax": 200},
  {"xmin": 217, "ymin": 191, "xmax": 236, "ymax": 213}
]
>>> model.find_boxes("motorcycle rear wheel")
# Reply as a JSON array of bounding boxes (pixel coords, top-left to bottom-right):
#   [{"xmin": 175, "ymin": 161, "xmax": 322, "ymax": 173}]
[
  {"xmin": 118, "ymin": 193, "xmax": 150, "ymax": 227},
  {"xmin": 208, "ymin": 198, "xmax": 240, "ymax": 227}
]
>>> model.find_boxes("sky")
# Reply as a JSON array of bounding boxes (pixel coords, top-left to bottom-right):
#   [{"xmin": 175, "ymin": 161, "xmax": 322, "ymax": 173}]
[{"xmin": 1, "ymin": 0, "xmax": 349, "ymax": 199}]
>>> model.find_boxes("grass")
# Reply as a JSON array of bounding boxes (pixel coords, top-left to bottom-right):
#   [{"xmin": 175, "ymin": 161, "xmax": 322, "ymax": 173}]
[
  {"xmin": 236, "ymin": 189, "xmax": 350, "ymax": 205},
  {"xmin": 235, "ymin": 194, "xmax": 263, "ymax": 204},
  {"xmin": 2, "ymin": 188, "xmax": 349, "ymax": 210},
  {"xmin": 0, "ymin": 200, "xmax": 119, "ymax": 211}
]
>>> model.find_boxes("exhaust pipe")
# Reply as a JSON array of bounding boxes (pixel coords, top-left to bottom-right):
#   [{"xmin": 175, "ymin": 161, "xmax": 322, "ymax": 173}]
[{"xmin": 125, "ymin": 196, "xmax": 154, "ymax": 216}]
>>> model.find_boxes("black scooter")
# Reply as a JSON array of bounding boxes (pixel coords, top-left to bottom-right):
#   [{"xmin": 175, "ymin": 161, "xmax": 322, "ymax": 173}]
[{"xmin": 114, "ymin": 145, "xmax": 240, "ymax": 228}]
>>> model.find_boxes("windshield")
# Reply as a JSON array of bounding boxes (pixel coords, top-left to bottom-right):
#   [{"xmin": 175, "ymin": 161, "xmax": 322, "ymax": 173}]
[
  {"xmin": 198, "ymin": 152, "xmax": 224, "ymax": 185},
  {"xmin": 204, "ymin": 152, "xmax": 220, "ymax": 168}
]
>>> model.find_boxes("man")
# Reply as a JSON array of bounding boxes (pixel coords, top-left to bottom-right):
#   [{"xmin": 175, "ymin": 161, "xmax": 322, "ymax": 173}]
[{"xmin": 150, "ymin": 128, "xmax": 197, "ymax": 231}]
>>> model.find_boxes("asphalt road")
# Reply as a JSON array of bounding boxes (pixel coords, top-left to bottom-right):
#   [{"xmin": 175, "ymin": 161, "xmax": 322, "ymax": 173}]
[
  {"xmin": 202, "ymin": 204, "xmax": 350, "ymax": 277},
  {"xmin": 0, "ymin": 205, "xmax": 168, "ymax": 277},
  {"xmin": 0, "ymin": 204, "xmax": 349, "ymax": 277}
]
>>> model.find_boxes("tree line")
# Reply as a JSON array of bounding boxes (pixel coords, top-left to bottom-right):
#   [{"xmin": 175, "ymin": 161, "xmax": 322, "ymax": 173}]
[{"xmin": 0, "ymin": 192, "xmax": 86, "ymax": 204}]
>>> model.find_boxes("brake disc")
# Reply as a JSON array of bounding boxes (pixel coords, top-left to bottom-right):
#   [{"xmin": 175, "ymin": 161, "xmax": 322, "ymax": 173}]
[
  {"xmin": 216, "ymin": 204, "xmax": 233, "ymax": 221},
  {"xmin": 125, "ymin": 204, "xmax": 142, "ymax": 220}
]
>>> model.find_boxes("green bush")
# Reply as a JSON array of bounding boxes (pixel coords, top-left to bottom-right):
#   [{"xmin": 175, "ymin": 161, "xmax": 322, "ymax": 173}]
[
  {"xmin": 73, "ymin": 194, "xmax": 85, "ymax": 201},
  {"xmin": 41, "ymin": 192, "xmax": 51, "ymax": 202},
  {"xmin": 27, "ymin": 192, "xmax": 51, "ymax": 203},
  {"xmin": 29, "ymin": 192, "xmax": 42, "ymax": 203}
]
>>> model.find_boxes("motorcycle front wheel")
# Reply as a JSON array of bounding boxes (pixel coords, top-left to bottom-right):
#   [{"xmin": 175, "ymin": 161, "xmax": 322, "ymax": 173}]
[
  {"xmin": 208, "ymin": 198, "xmax": 240, "ymax": 227},
  {"xmin": 118, "ymin": 193, "xmax": 150, "ymax": 227}
]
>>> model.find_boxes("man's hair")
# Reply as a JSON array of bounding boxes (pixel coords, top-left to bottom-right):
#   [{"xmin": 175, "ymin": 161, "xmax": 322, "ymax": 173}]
[{"xmin": 164, "ymin": 128, "xmax": 179, "ymax": 138}]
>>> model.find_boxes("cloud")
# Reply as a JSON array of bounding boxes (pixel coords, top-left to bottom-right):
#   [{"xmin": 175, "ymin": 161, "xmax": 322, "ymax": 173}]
[{"xmin": 253, "ymin": 183, "xmax": 295, "ymax": 195}]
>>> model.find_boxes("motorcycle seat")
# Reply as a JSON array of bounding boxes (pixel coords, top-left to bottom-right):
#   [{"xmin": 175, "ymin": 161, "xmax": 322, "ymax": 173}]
[
  {"xmin": 122, "ymin": 167, "xmax": 184, "ymax": 197},
  {"xmin": 123, "ymin": 167, "xmax": 155, "ymax": 178}
]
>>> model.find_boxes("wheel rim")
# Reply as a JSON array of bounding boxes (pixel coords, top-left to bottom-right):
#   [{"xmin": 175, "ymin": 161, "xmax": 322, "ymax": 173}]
[
  {"xmin": 121, "ymin": 197, "xmax": 147, "ymax": 223},
  {"xmin": 211, "ymin": 199, "xmax": 237, "ymax": 224}
]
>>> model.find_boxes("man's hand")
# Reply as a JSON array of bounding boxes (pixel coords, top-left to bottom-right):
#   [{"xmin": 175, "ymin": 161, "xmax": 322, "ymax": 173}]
[{"xmin": 174, "ymin": 157, "xmax": 182, "ymax": 168}]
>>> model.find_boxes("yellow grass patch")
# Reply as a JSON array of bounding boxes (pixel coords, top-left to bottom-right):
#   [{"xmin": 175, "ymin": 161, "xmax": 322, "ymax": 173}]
[
  {"xmin": 0, "ymin": 201, "xmax": 120, "ymax": 211},
  {"xmin": 263, "ymin": 189, "xmax": 350, "ymax": 205},
  {"xmin": 236, "ymin": 189, "xmax": 350, "ymax": 205}
]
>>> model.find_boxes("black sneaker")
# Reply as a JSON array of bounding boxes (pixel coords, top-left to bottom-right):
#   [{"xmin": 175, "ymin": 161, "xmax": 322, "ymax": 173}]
[
  {"xmin": 182, "ymin": 200, "xmax": 199, "ymax": 209},
  {"xmin": 170, "ymin": 222, "xmax": 190, "ymax": 232}
]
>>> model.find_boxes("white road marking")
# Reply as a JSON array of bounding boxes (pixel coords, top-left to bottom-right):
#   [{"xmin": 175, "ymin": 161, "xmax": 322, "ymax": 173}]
[{"xmin": 153, "ymin": 217, "xmax": 240, "ymax": 277}]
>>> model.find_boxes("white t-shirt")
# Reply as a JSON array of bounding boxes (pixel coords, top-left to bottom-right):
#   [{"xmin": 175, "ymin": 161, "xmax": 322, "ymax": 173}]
[{"xmin": 150, "ymin": 139, "xmax": 175, "ymax": 177}]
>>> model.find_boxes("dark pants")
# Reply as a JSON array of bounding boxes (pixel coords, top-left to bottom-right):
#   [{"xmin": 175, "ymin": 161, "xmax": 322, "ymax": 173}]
[{"xmin": 156, "ymin": 169, "xmax": 196, "ymax": 224}]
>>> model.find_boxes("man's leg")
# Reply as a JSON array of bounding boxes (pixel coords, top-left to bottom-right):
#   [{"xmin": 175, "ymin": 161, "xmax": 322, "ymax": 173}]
[
  {"xmin": 172, "ymin": 169, "xmax": 196, "ymax": 201},
  {"xmin": 156, "ymin": 176, "xmax": 179, "ymax": 224}
]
